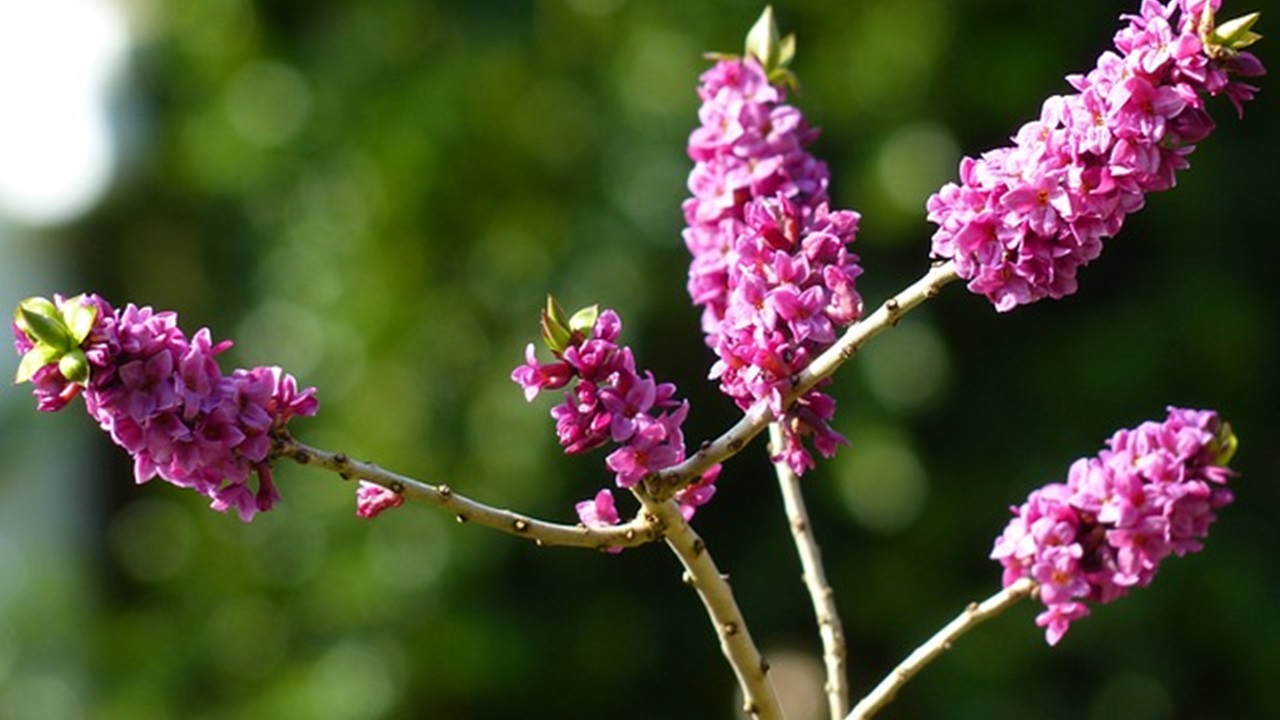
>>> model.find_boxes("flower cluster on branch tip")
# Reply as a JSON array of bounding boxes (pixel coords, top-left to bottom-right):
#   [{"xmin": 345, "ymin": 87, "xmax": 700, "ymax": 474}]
[
  {"xmin": 13, "ymin": 294, "xmax": 318, "ymax": 521},
  {"xmin": 683, "ymin": 8, "xmax": 864, "ymax": 476},
  {"xmin": 927, "ymin": 0, "xmax": 1263, "ymax": 311},
  {"xmin": 512, "ymin": 297, "xmax": 720, "ymax": 536},
  {"xmin": 992, "ymin": 407, "xmax": 1238, "ymax": 645}
]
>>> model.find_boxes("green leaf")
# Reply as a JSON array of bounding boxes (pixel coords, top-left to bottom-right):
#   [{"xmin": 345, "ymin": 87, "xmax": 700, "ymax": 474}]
[
  {"xmin": 14, "ymin": 296, "xmax": 57, "ymax": 328},
  {"xmin": 15, "ymin": 297, "xmax": 65, "ymax": 343},
  {"xmin": 568, "ymin": 304, "xmax": 599, "ymax": 337},
  {"xmin": 1212, "ymin": 12, "xmax": 1262, "ymax": 51},
  {"xmin": 744, "ymin": 6, "xmax": 781, "ymax": 67},
  {"xmin": 59, "ymin": 349, "xmax": 91, "ymax": 384},
  {"xmin": 15, "ymin": 345, "xmax": 60, "ymax": 384},
  {"xmin": 541, "ymin": 295, "xmax": 572, "ymax": 353},
  {"xmin": 743, "ymin": 6, "xmax": 799, "ymax": 92},
  {"xmin": 18, "ymin": 304, "xmax": 72, "ymax": 350},
  {"xmin": 62, "ymin": 296, "xmax": 98, "ymax": 345},
  {"xmin": 1214, "ymin": 421, "xmax": 1238, "ymax": 466}
]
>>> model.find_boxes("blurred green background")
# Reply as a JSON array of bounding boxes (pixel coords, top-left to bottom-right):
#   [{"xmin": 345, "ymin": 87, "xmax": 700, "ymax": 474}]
[{"xmin": 1, "ymin": 0, "xmax": 1277, "ymax": 718}]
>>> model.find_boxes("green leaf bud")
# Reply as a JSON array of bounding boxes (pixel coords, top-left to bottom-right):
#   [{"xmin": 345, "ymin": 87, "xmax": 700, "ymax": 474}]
[
  {"xmin": 58, "ymin": 349, "xmax": 91, "ymax": 384},
  {"xmin": 541, "ymin": 295, "xmax": 573, "ymax": 353},
  {"xmin": 16, "ymin": 298, "xmax": 73, "ymax": 350},
  {"xmin": 15, "ymin": 345, "xmax": 61, "ymax": 385}
]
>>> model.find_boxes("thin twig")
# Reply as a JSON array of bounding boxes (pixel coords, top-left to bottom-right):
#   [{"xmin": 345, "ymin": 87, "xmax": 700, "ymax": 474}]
[
  {"xmin": 769, "ymin": 423, "xmax": 849, "ymax": 720},
  {"xmin": 634, "ymin": 488, "xmax": 790, "ymax": 720},
  {"xmin": 845, "ymin": 578, "xmax": 1036, "ymax": 720},
  {"xmin": 648, "ymin": 260, "xmax": 959, "ymax": 499},
  {"xmin": 277, "ymin": 436, "xmax": 661, "ymax": 550}
]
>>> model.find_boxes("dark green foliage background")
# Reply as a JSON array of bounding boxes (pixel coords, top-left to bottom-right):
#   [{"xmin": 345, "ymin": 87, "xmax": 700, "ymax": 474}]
[{"xmin": 2, "ymin": 0, "xmax": 1277, "ymax": 718}]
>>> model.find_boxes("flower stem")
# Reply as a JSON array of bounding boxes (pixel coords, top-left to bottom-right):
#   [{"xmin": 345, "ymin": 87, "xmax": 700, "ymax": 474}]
[
  {"xmin": 277, "ymin": 435, "xmax": 660, "ymax": 550},
  {"xmin": 769, "ymin": 422, "xmax": 849, "ymax": 719},
  {"xmin": 845, "ymin": 577, "xmax": 1036, "ymax": 720},
  {"xmin": 633, "ymin": 488, "xmax": 789, "ymax": 720}
]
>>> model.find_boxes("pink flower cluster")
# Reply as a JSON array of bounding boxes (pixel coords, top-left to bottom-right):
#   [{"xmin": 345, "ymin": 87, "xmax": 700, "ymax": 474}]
[
  {"xmin": 13, "ymin": 294, "xmax": 318, "ymax": 521},
  {"xmin": 512, "ymin": 308, "xmax": 718, "ymax": 532},
  {"xmin": 684, "ymin": 57, "xmax": 831, "ymax": 334},
  {"xmin": 991, "ymin": 407, "xmax": 1236, "ymax": 645},
  {"xmin": 683, "ymin": 56, "xmax": 864, "ymax": 475},
  {"xmin": 927, "ymin": 0, "xmax": 1265, "ymax": 311}
]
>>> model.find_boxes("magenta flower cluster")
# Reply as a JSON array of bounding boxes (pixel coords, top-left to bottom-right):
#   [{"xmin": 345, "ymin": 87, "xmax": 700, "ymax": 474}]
[
  {"xmin": 683, "ymin": 56, "xmax": 864, "ymax": 475},
  {"xmin": 991, "ymin": 407, "xmax": 1236, "ymax": 645},
  {"xmin": 13, "ymin": 294, "xmax": 318, "ymax": 521},
  {"xmin": 928, "ymin": 0, "xmax": 1265, "ymax": 311},
  {"xmin": 512, "ymin": 308, "xmax": 718, "ymax": 531}
]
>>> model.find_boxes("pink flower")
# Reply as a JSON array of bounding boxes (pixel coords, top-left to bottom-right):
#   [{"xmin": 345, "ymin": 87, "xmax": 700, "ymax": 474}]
[
  {"xmin": 356, "ymin": 481, "xmax": 404, "ymax": 519},
  {"xmin": 1036, "ymin": 602, "xmax": 1090, "ymax": 647},
  {"xmin": 511, "ymin": 343, "xmax": 573, "ymax": 402},
  {"xmin": 683, "ymin": 45, "xmax": 866, "ymax": 475},
  {"xmin": 674, "ymin": 465, "xmax": 721, "ymax": 521},
  {"xmin": 605, "ymin": 418, "xmax": 683, "ymax": 489},
  {"xmin": 12, "ymin": 293, "xmax": 318, "ymax": 521},
  {"xmin": 513, "ymin": 305, "xmax": 696, "ymax": 510},
  {"xmin": 992, "ymin": 406, "xmax": 1236, "ymax": 644},
  {"xmin": 575, "ymin": 488, "xmax": 621, "ymax": 528},
  {"xmin": 929, "ymin": 0, "xmax": 1265, "ymax": 311}
]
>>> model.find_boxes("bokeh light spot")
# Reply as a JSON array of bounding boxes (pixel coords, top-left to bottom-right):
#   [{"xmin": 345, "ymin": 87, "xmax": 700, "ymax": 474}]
[
  {"xmin": 107, "ymin": 498, "xmax": 196, "ymax": 583},
  {"xmin": 874, "ymin": 122, "xmax": 960, "ymax": 217},
  {"xmin": 834, "ymin": 425, "xmax": 928, "ymax": 534},
  {"xmin": 224, "ymin": 60, "xmax": 312, "ymax": 147},
  {"xmin": 858, "ymin": 317, "xmax": 951, "ymax": 413},
  {"xmin": 0, "ymin": 0, "xmax": 127, "ymax": 226},
  {"xmin": 308, "ymin": 639, "xmax": 398, "ymax": 720}
]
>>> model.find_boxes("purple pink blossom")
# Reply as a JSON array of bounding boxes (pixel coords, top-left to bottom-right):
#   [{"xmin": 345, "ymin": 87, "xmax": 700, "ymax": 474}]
[
  {"xmin": 514, "ymin": 306, "xmax": 721, "ymax": 532},
  {"xmin": 356, "ymin": 481, "xmax": 405, "ymax": 519},
  {"xmin": 991, "ymin": 407, "xmax": 1237, "ymax": 645},
  {"xmin": 927, "ymin": 0, "xmax": 1265, "ymax": 311},
  {"xmin": 683, "ymin": 53, "xmax": 864, "ymax": 475},
  {"xmin": 13, "ymin": 293, "xmax": 318, "ymax": 521}
]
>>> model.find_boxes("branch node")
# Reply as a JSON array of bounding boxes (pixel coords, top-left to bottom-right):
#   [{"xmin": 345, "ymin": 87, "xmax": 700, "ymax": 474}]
[
  {"xmin": 513, "ymin": 518, "xmax": 530, "ymax": 533},
  {"xmin": 438, "ymin": 484, "xmax": 453, "ymax": 498},
  {"xmin": 389, "ymin": 480, "xmax": 405, "ymax": 494},
  {"xmin": 723, "ymin": 621, "xmax": 739, "ymax": 636}
]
